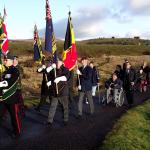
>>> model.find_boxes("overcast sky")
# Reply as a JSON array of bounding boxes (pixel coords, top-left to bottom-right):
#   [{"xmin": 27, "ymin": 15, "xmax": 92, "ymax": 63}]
[{"xmin": 1, "ymin": 0, "xmax": 150, "ymax": 40}]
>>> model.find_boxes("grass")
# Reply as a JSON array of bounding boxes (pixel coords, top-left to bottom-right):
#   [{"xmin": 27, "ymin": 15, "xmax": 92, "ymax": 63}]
[
  {"xmin": 100, "ymin": 100, "xmax": 150, "ymax": 150},
  {"xmin": 9, "ymin": 38, "xmax": 150, "ymax": 57},
  {"xmin": 7, "ymin": 38, "xmax": 150, "ymax": 101}
]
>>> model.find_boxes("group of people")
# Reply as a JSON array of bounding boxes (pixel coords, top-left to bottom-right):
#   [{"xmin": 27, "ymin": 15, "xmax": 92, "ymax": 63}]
[
  {"xmin": 0, "ymin": 54, "xmax": 149, "ymax": 139},
  {"xmin": 105, "ymin": 59, "xmax": 149, "ymax": 107},
  {"xmin": 35, "ymin": 56, "xmax": 100, "ymax": 126}
]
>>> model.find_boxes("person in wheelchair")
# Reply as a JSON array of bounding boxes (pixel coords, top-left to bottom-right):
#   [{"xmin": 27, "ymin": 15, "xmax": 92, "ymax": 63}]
[{"xmin": 105, "ymin": 73, "xmax": 123, "ymax": 105}]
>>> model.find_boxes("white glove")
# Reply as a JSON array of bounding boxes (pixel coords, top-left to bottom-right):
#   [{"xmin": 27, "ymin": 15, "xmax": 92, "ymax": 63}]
[
  {"xmin": 37, "ymin": 67, "xmax": 43, "ymax": 72},
  {"xmin": 46, "ymin": 66, "xmax": 53, "ymax": 73},
  {"xmin": 37, "ymin": 65, "xmax": 46, "ymax": 72},
  {"xmin": 46, "ymin": 63, "xmax": 56, "ymax": 73},
  {"xmin": 54, "ymin": 76, "xmax": 67, "ymax": 84},
  {"xmin": 77, "ymin": 69, "xmax": 82, "ymax": 75},
  {"xmin": 78, "ymin": 85, "xmax": 81, "ymax": 90},
  {"xmin": 42, "ymin": 65, "xmax": 46, "ymax": 69},
  {"xmin": 51, "ymin": 63, "xmax": 56, "ymax": 69},
  {"xmin": 47, "ymin": 81, "xmax": 52, "ymax": 87},
  {"xmin": 0, "ymin": 81, "xmax": 8, "ymax": 87},
  {"xmin": 140, "ymin": 69, "xmax": 143, "ymax": 74}
]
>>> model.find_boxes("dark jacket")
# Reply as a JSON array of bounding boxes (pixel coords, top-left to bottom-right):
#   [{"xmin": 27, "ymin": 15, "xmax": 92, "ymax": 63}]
[
  {"xmin": 2, "ymin": 66, "xmax": 20, "ymax": 104},
  {"xmin": 47, "ymin": 65, "xmax": 70, "ymax": 97},
  {"xmin": 78, "ymin": 65, "xmax": 93, "ymax": 92},
  {"xmin": 143, "ymin": 66, "xmax": 150, "ymax": 82},
  {"xmin": 123, "ymin": 68, "xmax": 136, "ymax": 90},
  {"xmin": 15, "ymin": 65, "xmax": 23, "ymax": 90},
  {"xmin": 105, "ymin": 78, "xmax": 123, "ymax": 89},
  {"xmin": 37, "ymin": 68, "xmax": 49, "ymax": 96},
  {"xmin": 91, "ymin": 67, "xmax": 100, "ymax": 86},
  {"xmin": 137, "ymin": 69, "xmax": 147, "ymax": 83}
]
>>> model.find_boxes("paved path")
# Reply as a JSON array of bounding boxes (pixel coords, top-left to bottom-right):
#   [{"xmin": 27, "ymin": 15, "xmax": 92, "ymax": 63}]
[{"xmin": 0, "ymin": 89, "xmax": 150, "ymax": 150}]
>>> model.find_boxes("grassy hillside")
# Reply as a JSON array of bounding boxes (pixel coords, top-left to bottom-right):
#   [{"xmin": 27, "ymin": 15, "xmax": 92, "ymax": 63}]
[
  {"xmin": 7, "ymin": 38, "xmax": 150, "ymax": 100},
  {"xmin": 9, "ymin": 38, "xmax": 150, "ymax": 57},
  {"xmin": 100, "ymin": 100, "xmax": 150, "ymax": 150}
]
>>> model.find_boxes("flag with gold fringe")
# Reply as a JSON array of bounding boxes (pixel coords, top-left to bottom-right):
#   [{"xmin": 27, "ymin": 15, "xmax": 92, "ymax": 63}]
[
  {"xmin": 33, "ymin": 24, "xmax": 43, "ymax": 63},
  {"xmin": 45, "ymin": 0, "xmax": 57, "ymax": 62}
]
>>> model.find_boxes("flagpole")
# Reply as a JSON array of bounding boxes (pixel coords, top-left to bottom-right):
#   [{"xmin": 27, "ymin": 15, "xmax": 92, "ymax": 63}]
[
  {"xmin": 76, "ymin": 62, "xmax": 81, "ymax": 88},
  {"xmin": 54, "ymin": 67, "xmax": 59, "ymax": 95}
]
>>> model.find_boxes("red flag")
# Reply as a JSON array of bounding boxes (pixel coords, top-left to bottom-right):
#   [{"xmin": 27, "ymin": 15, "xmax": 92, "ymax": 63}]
[
  {"xmin": 1, "ymin": 23, "xmax": 9, "ymax": 55},
  {"xmin": 62, "ymin": 12, "xmax": 78, "ymax": 71}
]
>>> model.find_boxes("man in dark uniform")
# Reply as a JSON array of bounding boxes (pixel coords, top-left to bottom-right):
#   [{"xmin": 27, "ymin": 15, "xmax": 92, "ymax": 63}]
[
  {"xmin": 46, "ymin": 59, "xmax": 70, "ymax": 126},
  {"xmin": 35, "ymin": 57, "xmax": 49, "ymax": 112},
  {"xmin": 0, "ymin": 56, "xmax": 7, "ymax": 124},
  {"xmin": 77, "ymin": 57, "xmax": 94, "ymax": 117},
  {"xmin": 68, "ymin": 70, "xmax": 74, "ymax": 103},
  {"xmin": 13, "ymin": 55, "xmax": 25, "ymax": 116},
  {"xmin": 123, "ymin": 62, "xmax": 136, "ymax": 107},
  {"xmin": 0, "ymin": 54, "xmax": 21, "ymax": 138},
  {"xmin": 123, "ymin": 59, "xmax": 129, "ymax": 71}
]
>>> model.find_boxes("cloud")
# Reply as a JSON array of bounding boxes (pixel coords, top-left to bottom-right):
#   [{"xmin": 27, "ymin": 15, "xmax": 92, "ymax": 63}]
[
  {"xmin": 114, "ymin": 0, "xmax": 150, "ymax": 16},
  {"xmin": 125, "ymin": 29, "xmax": 150, "ymax": 39},
  {"xmin": 39, "ymin": 2, "xmax": 150, "ymax": 40},
  {"xmin": 125, "ymin": 29, "xmax": 141, "ymax": 38},
  {"xmin": 39, "ymin": 5, "xmax": 110, "ymax": 40},
  {"xmin": 130, "ymin": 0, "xmax": 150, "ymax": 15}
]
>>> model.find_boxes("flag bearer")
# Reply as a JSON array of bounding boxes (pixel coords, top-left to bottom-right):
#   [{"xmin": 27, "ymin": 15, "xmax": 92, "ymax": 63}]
[{"xmin": 46, "ymin": 59, "xmax": 70, "ymax": 126}]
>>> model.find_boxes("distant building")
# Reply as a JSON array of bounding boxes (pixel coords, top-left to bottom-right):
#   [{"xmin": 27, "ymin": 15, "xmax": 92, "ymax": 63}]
[{"xmin": 134, "ymin": 36, "xmax": 140, "ymax": 40}]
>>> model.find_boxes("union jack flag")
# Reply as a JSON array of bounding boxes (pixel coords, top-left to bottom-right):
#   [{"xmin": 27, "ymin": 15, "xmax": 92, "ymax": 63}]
[
  {"xmin": 33, "ymin": 24, "xmax": 43, "ymax": 63},
  {"xmin": 45, "ymin": 0, "xmax": 57, "ymax": 62}
]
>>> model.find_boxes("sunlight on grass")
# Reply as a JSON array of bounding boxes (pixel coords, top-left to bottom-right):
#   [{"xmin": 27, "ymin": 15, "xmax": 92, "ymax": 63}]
[{"xmin": 101, "ymin": 100, "xmax": 150, "ymax": 150}]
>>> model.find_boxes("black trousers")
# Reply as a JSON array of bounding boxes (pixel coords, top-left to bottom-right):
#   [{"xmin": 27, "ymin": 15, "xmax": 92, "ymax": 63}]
[
  {"xmin": 125, "ymin": 89, "xmax": 134, "ymax": 105},
  {"xmin": 4, "ymin": 103, "xmax": 21, "ymax": 135}
]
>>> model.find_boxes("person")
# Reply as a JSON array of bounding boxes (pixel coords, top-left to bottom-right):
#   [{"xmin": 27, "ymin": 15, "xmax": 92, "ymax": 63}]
[
  {"xmin": 77, "ymin": 57, "xmax": 94, "ymax": 118},
  {"xmin": 141, "ymin": 62, "xmax": 149, "ymax": 84},
  {"xmin": 46, "ymin": 59, "xmax": 70, "ymax": 126},
  {"xmin": 122, "ymin": 59, "xmax": 129, "ymax": 71},
  {"xmin": 114, "ymin": 65, "xmax": 124, "ymax": 81},
  {"xmin": 89, "ymin": 61, "xmax": 100, "ymax": 96},
  {"xmin": 0, "ymin": 53, "xmax": 21, "ymax": 138},
  {"xmin": 35, "ymin": 57, "xmax": 50, "ymax": 112},
  {"xmin": 68, "ymin": 70, "xmax": 75, "ymax": 103},
  {"xmin": 123, "ymin": 62, "xmax": 136, "ymax": 107},
  {"xmin": 13, "ymin": 55, "xmax": 25, "ymax": 117},
  {"xmin": 0, "ymin": 56, "xmax": 7, "ymax": 125},
  {"xmin": 137, "ymin": 67, "xmax": 147, "ymax": 92},
  {"xmin": 105, "ymin": 73, "xmax": 123, "ymax": 104}
]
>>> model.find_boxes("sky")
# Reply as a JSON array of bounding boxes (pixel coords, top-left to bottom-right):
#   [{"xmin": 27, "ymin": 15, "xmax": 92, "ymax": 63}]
[{"xmin": 1, "ymin": 0, "xmax": 150, "ymax": 40}]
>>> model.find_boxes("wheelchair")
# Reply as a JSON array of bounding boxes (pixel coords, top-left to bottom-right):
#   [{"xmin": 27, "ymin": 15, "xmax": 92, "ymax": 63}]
[{"xmin": 101, "ymin": 88, "xmax": 125, "ymax": 107}]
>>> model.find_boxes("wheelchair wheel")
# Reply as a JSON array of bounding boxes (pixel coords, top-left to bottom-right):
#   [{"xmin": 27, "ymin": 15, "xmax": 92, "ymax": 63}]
[
  {"xmin": 115, "ymin": 90, "xmax": 125, "ymax": 107},
  {"xmin": 118, "ymin": 91, "xmax": 125, "ymax": 107}
]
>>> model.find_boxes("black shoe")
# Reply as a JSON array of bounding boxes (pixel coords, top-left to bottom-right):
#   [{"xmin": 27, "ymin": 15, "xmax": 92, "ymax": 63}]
[
  {"xmin": 11, "ymin": 133, "xmax": 20, "ymax": 139},
  {"xmin": 34, "ymin": 107, "xmax": 40, "ymax": 112},
  {"xmin": 76, "ymin": 115, "xmax": 82, "ymax": 120},
  {"xmin": 63, "ymin": 121, "xmax": 68, "ymax": 126},
  {"xmin": 44, "ymin": 121, "xmax": 52, "ymax": 127}
]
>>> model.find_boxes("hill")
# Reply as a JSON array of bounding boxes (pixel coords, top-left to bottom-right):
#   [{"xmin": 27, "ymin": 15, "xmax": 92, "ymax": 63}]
[{"xmin": 8, "ymin": 38, "xmax": 150, "ymax": 57}]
